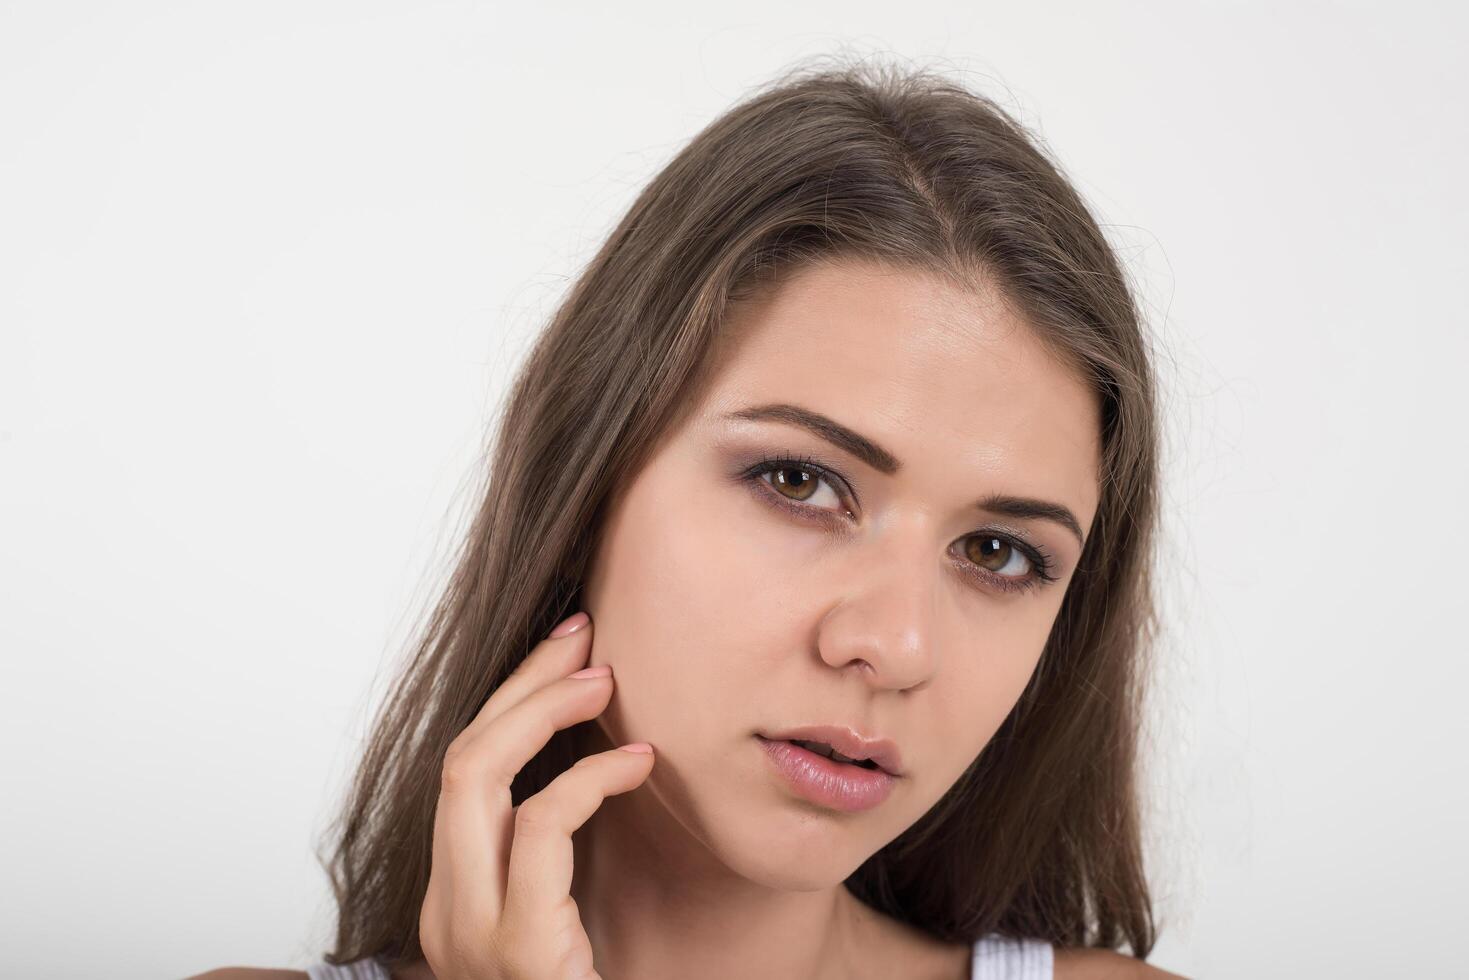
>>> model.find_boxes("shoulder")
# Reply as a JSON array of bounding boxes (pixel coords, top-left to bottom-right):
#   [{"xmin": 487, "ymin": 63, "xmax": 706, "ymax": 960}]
[
  {"xmin": 1053, "ymin": 947, "xmax": 1188, "ymax": 980},
  {"xmin": 183, "ymin": 970, "xmax": 310, "ymax": 980}
]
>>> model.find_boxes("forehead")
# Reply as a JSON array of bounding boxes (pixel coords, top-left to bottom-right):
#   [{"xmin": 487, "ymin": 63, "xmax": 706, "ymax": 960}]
[{"xmin": 698, "ymin": 259, "xmax": 1101, "ymax": 522}]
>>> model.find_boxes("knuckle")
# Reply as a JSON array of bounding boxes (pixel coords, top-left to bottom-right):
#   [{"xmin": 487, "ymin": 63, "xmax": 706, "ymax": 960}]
[
  {"xmin": 513, "ymin": 795, "xmax": 545, "ymax": 824},
  {"xmin": 513, "ymin": 795, "xmax": 558, "ymax": 834},
  {"xmin": 440, "ymin": 753, "xmax": 477, "ymax": 794},
  {"xmin": 441, "ymin": 737, "xmax": 515, "ymax": 795},
  {"xmin": 443, "ymin": 736, "xmax": 470, "ymax": 766}
]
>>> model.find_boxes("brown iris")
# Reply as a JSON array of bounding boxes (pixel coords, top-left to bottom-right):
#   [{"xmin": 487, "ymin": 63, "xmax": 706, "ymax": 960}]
[
  {"xmin": 965, "ymin": 535, "xmax": 1023, "ymax": 572},
  {"xmin": 770, "ymin": 466, "xmax": 819, "ymax": 501}
]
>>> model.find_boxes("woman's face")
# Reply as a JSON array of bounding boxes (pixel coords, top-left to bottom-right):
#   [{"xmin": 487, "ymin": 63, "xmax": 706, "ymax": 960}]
[{"xmin": 579, "ymin": 257, "xmax": 1101, "ymax": 888}]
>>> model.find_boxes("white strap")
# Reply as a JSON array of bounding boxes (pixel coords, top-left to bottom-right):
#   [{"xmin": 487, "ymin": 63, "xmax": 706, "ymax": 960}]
[
  {"xmin": 305, "ymin": 957, "xmax": 391, "ymax": 980},
  {"xmin": 971, "ymin": 934, "xmax": 1054, "ymax": 980}
]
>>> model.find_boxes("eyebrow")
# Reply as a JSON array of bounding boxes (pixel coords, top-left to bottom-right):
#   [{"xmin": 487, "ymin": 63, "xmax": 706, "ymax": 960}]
[{"xmin": 720, "ymin": 402, "xmax": 1088, "ymax": 547}]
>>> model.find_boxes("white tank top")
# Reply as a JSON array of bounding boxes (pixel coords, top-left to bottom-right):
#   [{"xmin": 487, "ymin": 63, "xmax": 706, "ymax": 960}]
[{"xmin": 305, "ymin": 934, "xmax": 1053, "ymax": 979}]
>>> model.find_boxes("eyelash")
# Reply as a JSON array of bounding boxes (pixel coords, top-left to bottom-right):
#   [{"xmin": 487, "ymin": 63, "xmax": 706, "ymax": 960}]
[{"xmin": 740, "ymin": 452, "xmax": 1060, "ymax": 595}]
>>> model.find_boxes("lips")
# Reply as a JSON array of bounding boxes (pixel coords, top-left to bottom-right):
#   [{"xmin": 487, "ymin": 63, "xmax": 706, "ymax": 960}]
[
  {"xmin": 756, "ymin": 724, "xmax": 904, "ymax": 777},
  {"xmin": 756, "ymin": 735, "xmax": 899, "ymax": 812},
  {"xmin": 787, "ymin": 738, "xmax": 878, "ymax": 769}
]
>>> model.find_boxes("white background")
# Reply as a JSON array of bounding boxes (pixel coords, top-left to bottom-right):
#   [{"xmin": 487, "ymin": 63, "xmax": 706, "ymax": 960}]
[{"xmin": 3, "ymin": 3, "xmax": 1466, "ymax": 978}]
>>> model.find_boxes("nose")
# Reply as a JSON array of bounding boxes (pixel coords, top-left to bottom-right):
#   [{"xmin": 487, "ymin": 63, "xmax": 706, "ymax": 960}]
[{"xmin": 814, "ymin": 519, "xmax": 941, "ymax": 692}]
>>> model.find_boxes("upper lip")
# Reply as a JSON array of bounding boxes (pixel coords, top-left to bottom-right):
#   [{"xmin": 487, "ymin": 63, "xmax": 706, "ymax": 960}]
[{"xmin": 758, "ymin": 725, "xmax": 905, "ymax": 776}]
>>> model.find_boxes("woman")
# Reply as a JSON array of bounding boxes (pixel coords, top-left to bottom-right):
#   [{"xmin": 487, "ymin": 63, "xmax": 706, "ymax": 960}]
[{"xmin": 194, "ymin": 58, "xmax": 1184, "ymax": 979}]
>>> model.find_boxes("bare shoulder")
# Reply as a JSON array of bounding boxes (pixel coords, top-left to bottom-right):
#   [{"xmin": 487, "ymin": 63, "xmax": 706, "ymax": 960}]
[
  {"xmin": 183, "ymin": 969, "xmax": 309, "ymax": 980},
  {"xmin": 1053, "ymin": 947, "xmax": 1189, "ymax": 980}
]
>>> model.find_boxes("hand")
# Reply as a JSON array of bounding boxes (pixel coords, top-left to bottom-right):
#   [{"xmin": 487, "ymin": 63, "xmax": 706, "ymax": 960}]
[{"xmin": 418, "ymin": 612, "xmax": 654, "ymax": 980}]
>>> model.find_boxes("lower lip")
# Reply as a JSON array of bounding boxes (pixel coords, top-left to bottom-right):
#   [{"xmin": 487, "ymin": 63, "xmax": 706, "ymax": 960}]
[{"xmin": 756, "ymin": 736, "xmax": 898, "ymax": 812}]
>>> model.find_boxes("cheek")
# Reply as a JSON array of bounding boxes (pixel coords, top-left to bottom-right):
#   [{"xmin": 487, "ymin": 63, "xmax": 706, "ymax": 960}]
[
  {"xmin": 916, "ymin": 612, "xmax": 1055, "ymax": 780},
  {"xmin": 584, "ymin": 465, "xmax": 789, "ymax": 744}
]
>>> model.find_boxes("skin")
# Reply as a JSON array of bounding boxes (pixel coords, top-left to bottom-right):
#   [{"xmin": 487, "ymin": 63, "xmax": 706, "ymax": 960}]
[
  {"xmin": 558, "ymin": 257, "xmax": 1103, "ymax": 980},
  {"xmin": 191, "ymin": 258, "xmax": 1185, "ymax": 979}
]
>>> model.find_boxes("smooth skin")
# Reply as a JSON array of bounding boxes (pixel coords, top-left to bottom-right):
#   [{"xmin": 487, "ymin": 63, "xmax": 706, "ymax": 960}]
[{"xmin": 190, "ymin": 259, "xmax": 1184, "ymax": 979}]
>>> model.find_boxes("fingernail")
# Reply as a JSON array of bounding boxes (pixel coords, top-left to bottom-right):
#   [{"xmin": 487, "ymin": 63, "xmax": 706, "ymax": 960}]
[
  {"xmin": 569, "ymin": 664, "xmax": 611, "ymax": 679},
  {"xmin": 549, "ymin": 611, "xmax": 590, "ymax": 638},
  {"xmin": 618, "ymin": 742, "xmax": 653, "ymax": 754}
]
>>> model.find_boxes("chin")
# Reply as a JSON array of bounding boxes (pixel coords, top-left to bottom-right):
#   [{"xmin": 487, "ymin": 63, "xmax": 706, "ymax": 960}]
[
  {"xmin": 667, "ymin": 743, "xmax": 885, "ymax": 890},
  {"xmin": 714, "ymin": 814, "xmax": 877, "ymax": 891}
]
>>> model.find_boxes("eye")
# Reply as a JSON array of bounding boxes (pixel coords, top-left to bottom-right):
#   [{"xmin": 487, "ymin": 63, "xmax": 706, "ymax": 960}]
[
  {"xmin": 955, "ymin": 534, "xmax": 1049, "ymax": 593},
  {"xmin": 740, "ymin": 454, "xmax": 1060, "ymax": 596},
  {"xmin": 752, "ymin": 456, "xmax": 849, "ymax": 514}
]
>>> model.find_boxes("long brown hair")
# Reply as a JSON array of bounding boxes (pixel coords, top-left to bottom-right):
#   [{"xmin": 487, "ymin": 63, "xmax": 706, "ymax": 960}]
[{"xmin": 316, "ymin": 54, "xmax": 1164, "ymax": 969}]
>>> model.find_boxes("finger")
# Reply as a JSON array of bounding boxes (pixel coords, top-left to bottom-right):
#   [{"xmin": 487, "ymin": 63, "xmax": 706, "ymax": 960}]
[
  {"xmin": 424, "ymin": 761, "xmax": 500, "ymax": 964},
  {"xmin": 433, "ymin": 670, "xmax": 617, "ymax": 916},
  {"xmin": 502, "ymin": 744, "xmax": 655, "ymax": 929},
  {"xmin": 470, "ymin": 613, "xmax": 595, "ymax": 736},
  {"xmin": 420, "ymin": 611, "xmax": 598, "ymax": 972},
  {"xmin": 453, "ymin": 666, "xmax": 619, "ymax": 789}
]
